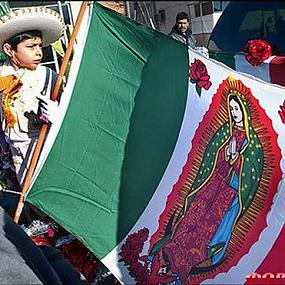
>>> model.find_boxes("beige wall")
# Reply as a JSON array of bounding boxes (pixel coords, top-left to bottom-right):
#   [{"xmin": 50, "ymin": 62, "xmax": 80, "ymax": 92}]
[
  {"xmin": 195, "ymin": 33, "xmax": 211, "ymax": 47},
  {"xmin": 154, "ymin": 1, "xmax": 193, "ymax": 34},
  {"xmin": 97, "ymin": 1, "xmax": 126, "ymax": 15}
]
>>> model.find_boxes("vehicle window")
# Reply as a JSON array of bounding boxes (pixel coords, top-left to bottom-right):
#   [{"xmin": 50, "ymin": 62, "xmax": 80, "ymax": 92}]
[
  {"xmin": 236, "ymin": 11, "xmax": 263, "ymax": 41},
  {"xmin": 276, "ymin": 10, "xmax": 285, "ymax": 36},
  {"xmin": 208, "ymin": 2, "xmax": 285, "ymax": 55}
]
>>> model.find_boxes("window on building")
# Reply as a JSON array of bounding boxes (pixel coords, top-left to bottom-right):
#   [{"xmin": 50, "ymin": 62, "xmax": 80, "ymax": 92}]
[
  {"xmin": 154, "ymin": 9, "xmax": 165, "ymax": 29},
  {"xmin": 213, "ymin": 1, "xmax": 230, "ymax": 12},
  {"xmin": 201, "ymin": 2, "xmax": 213, "ymax": 16},
  {"xmin": 213, "ymin": 1, "xmax": 222, "ymax": 12},
  {"xmin": 194, "ymin": 4, "xmax": 201, "ymax": 17},
  {"xmin": 159, "ymin": 9, "xmax": 166, "ymax": 23},
  {"xmin": 188, "ymin": 4, "xmax": 195, "ymax": 19},
  {"xmin": 154, "ymin": 13, "xmax": 159, "ymax": 27},
  {"xmin": 134, "ymin": 2, "xmax": 138, "ymax": 20},
  {"xmin": 191, "ymin": 2, "xmax": 216, "ymax": 19},
  {"xmin": 222, "ymin": 2, "xmax": 230, "ymax": 10}
]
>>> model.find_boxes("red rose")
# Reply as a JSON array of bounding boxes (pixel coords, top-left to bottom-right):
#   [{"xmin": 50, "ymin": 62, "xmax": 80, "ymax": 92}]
[
  {"xmin": 138, "ymin": 227, "xmax": 149, "ymax": 240},
  {"xmin": 243, "ymin": 39, "xmax": 272, "ymax": 66},
  {"xmin": 189, "ymin": 59, "xmax": 212, "ymax": 90}
]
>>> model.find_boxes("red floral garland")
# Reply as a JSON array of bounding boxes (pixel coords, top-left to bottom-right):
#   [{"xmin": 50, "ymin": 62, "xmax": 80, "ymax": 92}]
[{"xmin": 243, "ymin": 39, "xmax": 272, "ymax": 66}]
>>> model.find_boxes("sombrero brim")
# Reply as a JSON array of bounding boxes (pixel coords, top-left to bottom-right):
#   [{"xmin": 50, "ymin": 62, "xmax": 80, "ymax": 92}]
[{"xmin": 0, "ymin": 6, "xmax": 65, "ymax": 51}]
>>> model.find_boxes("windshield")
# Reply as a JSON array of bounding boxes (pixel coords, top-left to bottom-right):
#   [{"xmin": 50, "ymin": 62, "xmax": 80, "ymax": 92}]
[{"xmin": 208, "ymin": 1, "xmax": 285, "ymax": 55}]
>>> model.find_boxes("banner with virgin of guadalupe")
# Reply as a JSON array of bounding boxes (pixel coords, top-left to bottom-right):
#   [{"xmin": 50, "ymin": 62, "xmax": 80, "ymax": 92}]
[
  {"xmin": 111, "ymin": 53, "xmax": 285, "ymax": 284},
  {"xmin": 110, "ymin": 51, "xmax": 285, "ymax": 284},
  {"xmin": 26, "ymin": 4, "xmax": 285, "ymax": 284}
]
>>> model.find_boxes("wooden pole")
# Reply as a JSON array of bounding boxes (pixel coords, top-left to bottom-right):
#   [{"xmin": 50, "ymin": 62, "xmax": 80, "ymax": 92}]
[{"xmin": 14, "ymin": 1, "xmax": 90, "ymax": 223}]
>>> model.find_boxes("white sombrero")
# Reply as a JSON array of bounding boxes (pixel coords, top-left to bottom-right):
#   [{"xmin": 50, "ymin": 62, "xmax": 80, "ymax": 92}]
[{"xmin": 0, "ymin": 6, "xmax": 65, "ymax": 51}]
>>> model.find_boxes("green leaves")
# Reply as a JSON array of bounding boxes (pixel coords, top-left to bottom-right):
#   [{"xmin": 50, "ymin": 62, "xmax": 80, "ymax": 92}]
[{"xmin": 195, "ymin": 84, "xmax": 202, "ymax": 97}]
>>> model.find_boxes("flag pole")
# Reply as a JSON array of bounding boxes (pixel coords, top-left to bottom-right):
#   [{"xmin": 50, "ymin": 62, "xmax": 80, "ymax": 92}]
[{"xmin": 14, "ymin": 1, "xmax": 90, "ymax": 223}]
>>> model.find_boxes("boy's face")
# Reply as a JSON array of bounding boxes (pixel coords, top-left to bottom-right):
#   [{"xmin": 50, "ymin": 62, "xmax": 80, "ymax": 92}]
[{"xmin": 5, "ymin": 37, "xmax": 43, "ymax": 70}]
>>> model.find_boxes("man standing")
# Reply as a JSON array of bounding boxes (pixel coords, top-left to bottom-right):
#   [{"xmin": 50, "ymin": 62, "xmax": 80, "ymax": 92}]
[{"xmin": 169, "ymin": 12, "xmax": 196, "ymax": 48}]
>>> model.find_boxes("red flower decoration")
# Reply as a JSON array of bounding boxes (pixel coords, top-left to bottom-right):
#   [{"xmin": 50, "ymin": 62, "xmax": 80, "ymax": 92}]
[
  {"xmin": 279, "ymin": 100, "xmax": 285, "ymax": 124},
  {"xmin": 60, "ymin": 239, "xmax": 100, "ymax": 282},
  {"xmin": 243, "ymin": 39, "xmax": 272, "ymax": 66},
  {"xmin": 31, "ymin": 236, "xmax": 51, "ymax": 246},
  {"xmin": 189, "ymin": 59, "xmax": 212, "ymax": 96},
  {"xmin": 119, "ymin": 228, "xmax": 150, "ymax": 283}
]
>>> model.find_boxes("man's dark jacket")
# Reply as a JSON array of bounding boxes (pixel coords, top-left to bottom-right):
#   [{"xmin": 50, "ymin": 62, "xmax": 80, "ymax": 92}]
[{"xmin": 0, "ymin": 206, "xmax": 87, "ymax": 284}]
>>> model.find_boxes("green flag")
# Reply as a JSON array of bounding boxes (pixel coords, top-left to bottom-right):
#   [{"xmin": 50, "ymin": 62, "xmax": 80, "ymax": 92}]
[
  {"xmin": 26, "ymin": 2, "xmax": 285, "ymax": 285},
  {"xmin": 52, "ymin": 39, "xmax": 65, "ymax": 58},
  {"xmin": 27, "ymin": 2, "xmax": 188, "ymax": 258},
  {"xmin": 0, "ymin": 1, "xmax": 10, "ymax": 62},
  {"xmin": 0, "ymin": 1, "xmax": 10, "ymax": 16}
]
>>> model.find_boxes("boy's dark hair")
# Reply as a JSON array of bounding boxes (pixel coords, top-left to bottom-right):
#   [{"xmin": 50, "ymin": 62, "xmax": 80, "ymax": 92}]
[
  {"xmin": 6, "ymin": 30, "xmax": 42, "ymax": 50},
  {"xmin": 176, "ymin": 12, "xmax": 189, "ymax": 23}
]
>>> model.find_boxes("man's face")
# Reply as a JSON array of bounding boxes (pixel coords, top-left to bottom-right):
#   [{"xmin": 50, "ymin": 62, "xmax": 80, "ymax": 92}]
[{"xmin": 176, "ymin": 18, "xmax": 189, "ymax": 33}]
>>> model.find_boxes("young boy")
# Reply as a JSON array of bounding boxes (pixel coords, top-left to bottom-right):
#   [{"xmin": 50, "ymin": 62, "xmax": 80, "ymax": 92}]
[{"xmin": 0, "ymin": 6, "xmax": 65, "ymax": 188}]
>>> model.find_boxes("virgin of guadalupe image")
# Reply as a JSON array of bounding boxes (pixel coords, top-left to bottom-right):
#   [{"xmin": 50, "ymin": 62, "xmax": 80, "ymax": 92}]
[{"xmin": 146, "ymin": 77, "xmax": 282, "ymax": 284}]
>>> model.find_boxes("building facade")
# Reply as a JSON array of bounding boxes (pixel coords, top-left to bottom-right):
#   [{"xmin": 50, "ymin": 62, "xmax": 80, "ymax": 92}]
[
  {"xmin": 127, "ymin": 1, "xmax": 229, "ymax": 47},
  {"xmin": 6, "ymin": 1, "xmax": 229, "ymax": 66}
]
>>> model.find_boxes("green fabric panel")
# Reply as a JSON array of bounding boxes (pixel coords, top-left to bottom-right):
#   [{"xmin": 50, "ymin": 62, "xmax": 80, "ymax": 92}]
[
  {"xmin": 0, "ymin": 1, "xmax": 10, "ymax": 61},
  {"xmin": 27, "ymin": 3, "xmax": 188, "ymax": 259},
  {"xmin": 0, "ymin": 1, "xmax": 10, "ymax": 16},
  {"xmin": 209, "ymin": 51, "xmax": 236, "ymax": 70},
  {"xmin": 117, "ymin": 35, "xmax": 188, "ymax": 241}
]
